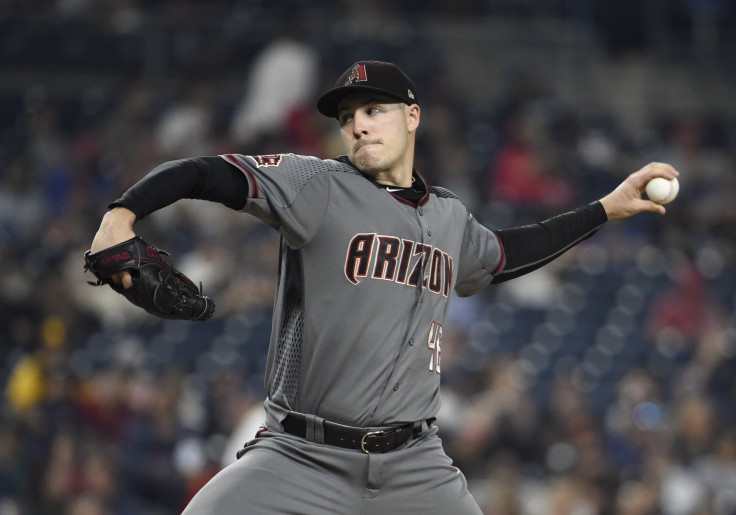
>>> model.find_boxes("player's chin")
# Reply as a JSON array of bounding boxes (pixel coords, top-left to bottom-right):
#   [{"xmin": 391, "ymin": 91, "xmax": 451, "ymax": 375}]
[{"xmin": 352, "ymin": 156, "xmax": 383, "ymax": 176}]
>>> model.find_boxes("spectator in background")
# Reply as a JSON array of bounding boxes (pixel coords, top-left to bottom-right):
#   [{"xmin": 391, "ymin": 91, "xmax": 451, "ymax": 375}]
[
  {"xmin": 155, "ymin": 84, "xmax": 214, "ymax": 159},
  {"xmin": 118, "ymin": 368, "xmax": 188, "ymax": 513},
  {"xmin": 655, "ymin": 115, "xmax": 736, "ymax": 242},
  {"xmin": 229, "ymin": 20, "xmax": 319, "ymax": 149},
  {"xmin": 449, "ymin": 357, "xmax": 542, "ymax": 480},
  {"xmin": 486, "ymin": 106, "xmax": 576, "ymax": 220},
  {"xmin": 100, "ymin": 82, "xmax": 159, "ymax": 189},
  {"xmin": 645, "ymin": 263, "xmax": 727, "ymax": 352}
]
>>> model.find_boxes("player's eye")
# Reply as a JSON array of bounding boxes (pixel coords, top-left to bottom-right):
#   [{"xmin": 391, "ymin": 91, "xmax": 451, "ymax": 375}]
[{"xmin": 339, "ymin": 114, "xmax": 353, "ymax": 127}]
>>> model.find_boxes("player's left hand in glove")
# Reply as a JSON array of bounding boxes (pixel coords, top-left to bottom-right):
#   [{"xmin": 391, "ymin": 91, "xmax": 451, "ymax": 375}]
[{"xmin": 84, "ymin": 236, "xmax": 215, "ymax": 321}]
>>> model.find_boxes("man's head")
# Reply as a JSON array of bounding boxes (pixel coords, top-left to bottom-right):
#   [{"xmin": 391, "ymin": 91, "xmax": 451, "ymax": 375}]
[{"xmin": 317, "ymin": 61, "xmax": 420, "ymax": 185}]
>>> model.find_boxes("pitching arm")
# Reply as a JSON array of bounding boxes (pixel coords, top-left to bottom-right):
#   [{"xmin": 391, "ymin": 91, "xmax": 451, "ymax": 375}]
[{"xmin": 491, "ymin": 201, "xmax": 607, "ymax": 284}]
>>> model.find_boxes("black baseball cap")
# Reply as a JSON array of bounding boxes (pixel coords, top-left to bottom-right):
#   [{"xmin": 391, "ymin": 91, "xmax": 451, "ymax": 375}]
[{"xmin": 317, "ymin": 61, "xmax": 418, "ymax": 118}]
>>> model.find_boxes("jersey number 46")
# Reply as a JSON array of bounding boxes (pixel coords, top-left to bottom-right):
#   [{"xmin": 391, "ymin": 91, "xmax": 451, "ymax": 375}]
[{"xmin": 427, "ymin": 321, "xmax": 443, "ymax": 374}]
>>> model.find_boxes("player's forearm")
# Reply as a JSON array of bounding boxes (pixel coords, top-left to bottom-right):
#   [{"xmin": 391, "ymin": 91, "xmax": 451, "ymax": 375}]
[
  {"xmin": 111, "ymin": 156, "xmax": 249, "ymax": 220},
  {"xmin": 90, "ymin": 206, "xmax": 137, "ymax": 254},
  {"xmin": 491, "ymin": 201, "xmax": 607, "ymax": 283}
]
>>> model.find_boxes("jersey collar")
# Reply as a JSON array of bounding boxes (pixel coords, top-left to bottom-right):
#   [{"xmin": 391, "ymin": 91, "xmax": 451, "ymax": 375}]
[{"xmin": 336, "ymin": 155, "xmax": 431, "ymax": 208}]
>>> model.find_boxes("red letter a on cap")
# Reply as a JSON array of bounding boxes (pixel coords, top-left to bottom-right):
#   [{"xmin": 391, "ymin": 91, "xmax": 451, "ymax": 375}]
[{"xmin": 345, "ymin": 64, "xmax": 368, "ymax": 85}]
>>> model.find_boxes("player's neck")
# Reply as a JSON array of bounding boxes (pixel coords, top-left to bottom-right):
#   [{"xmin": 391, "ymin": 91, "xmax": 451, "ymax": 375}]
[
  {"xmin": 373, "ymin": 150, "xmax": 415, "ymax": 187},
  {"xmin": 374, "ymin": 169, "xmax": 413, "ymax": 188}
]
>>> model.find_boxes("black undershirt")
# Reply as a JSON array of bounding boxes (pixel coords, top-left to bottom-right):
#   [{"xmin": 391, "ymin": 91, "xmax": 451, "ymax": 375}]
[
  {"xmin": 111, "ymin": 157, "xmax": 608, "ymax": 284},
  {"xmin": 376, "ymin": 184, "xmax": 425, "ymax": 203}
]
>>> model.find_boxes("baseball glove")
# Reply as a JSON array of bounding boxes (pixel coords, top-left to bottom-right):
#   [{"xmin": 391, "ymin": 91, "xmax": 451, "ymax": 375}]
[{"xmin": 84, "ymin": 236, "xmax": 215, "ymax": 321}]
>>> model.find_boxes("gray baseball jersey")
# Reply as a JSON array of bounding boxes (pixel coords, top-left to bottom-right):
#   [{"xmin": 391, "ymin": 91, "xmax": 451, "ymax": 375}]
[{"xmin": 219, "ymin": 152, "xmax": 504, "ymax": 428}]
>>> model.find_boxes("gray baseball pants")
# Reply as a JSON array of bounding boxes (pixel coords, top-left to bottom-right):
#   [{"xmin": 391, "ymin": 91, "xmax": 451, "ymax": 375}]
[{"xmin": 182, "ymin": 425, "xmax": 482, "ymax": 514}]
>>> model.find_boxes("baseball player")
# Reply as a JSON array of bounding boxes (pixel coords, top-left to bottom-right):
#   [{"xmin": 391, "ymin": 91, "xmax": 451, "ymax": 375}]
[{"xmin": 89, "ymin": 61, "xmax": 678, "ymax": 514}]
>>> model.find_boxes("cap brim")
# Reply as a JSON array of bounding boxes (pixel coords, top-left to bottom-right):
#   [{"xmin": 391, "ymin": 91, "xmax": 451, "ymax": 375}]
[{"xmin": 317, "ymin": 85, "xmax": 409, "ymax": 118}]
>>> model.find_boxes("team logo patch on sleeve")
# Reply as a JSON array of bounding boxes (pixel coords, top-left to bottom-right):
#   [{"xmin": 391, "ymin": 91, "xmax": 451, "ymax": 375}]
[{"xmin": 249, "ymin": 154, "xmax": 285, "ymax": 167}]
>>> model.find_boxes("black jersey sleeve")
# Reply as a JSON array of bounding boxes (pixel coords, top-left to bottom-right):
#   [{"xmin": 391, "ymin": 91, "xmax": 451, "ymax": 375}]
[
  {"xmin": 110, "ymin": 156, "xmax": 250, "ymax": 220},
  {"xmin": 491, "ymin": 201, "xmax": 608, "ymax": 284}
]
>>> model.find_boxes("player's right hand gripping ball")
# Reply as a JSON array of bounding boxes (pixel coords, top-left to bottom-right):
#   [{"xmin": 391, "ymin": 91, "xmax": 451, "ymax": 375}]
[
  {"xmin": 645, "ymin": 177, "xmax": 679, "ymax": 205},
  {"xmin": 84, "ymin": 236, "xmax": 215, "ymax": 321}
]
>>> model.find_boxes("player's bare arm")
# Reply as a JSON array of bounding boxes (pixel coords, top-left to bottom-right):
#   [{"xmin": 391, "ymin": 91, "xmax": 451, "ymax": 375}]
[
  {"xmin": 599, "ymin": 162, "xmax": 679, "ymax": 219},
  {"xmin": 91, "ymin": 206, "xmax": 137, "ymax": 252},
  {"xmin": 90, "ymin": 206, "xmax": 137, "ymax": 288}
]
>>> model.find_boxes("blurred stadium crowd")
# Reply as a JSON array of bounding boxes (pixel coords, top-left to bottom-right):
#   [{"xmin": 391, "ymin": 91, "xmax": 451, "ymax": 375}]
[{"xmin": 2, "ymin": 1, "xmax": 736, "ymax": 514}]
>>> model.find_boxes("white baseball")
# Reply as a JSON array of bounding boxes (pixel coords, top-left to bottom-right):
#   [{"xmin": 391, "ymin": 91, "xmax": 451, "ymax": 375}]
[{"xmin": 645, "ymin": 177, "xmax": 679, "ymax": 205}]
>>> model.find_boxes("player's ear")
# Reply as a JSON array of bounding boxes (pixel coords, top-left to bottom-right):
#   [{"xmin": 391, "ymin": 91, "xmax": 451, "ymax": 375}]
[{"xmin": 406, "ymin": 104, "xmax": 420, "ymax": 133}]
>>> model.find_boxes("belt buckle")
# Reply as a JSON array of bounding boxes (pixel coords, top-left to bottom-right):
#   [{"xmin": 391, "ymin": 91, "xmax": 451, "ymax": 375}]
[{"xmin": 360, "ymin": 429, "xmax": 390, "ymax": 454}]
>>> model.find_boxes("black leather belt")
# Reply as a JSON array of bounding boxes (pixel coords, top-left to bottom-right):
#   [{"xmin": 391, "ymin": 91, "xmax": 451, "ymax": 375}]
[{"xmin": 281, "ymin": 413, "xmax": 431, "ymax": 454}]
